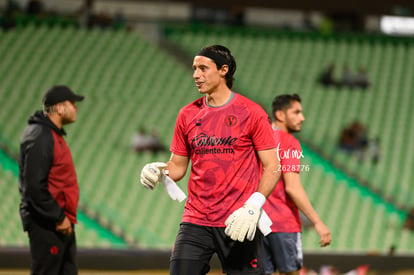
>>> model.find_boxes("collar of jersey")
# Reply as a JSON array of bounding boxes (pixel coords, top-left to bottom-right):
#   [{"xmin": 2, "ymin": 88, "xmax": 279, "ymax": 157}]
[{"xmin": 205, "ymin": 92, "xmax": 235, "ymax": 108}]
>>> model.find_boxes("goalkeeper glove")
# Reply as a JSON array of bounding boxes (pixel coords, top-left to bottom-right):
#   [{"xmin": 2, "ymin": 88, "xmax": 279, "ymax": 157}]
[
  {"xmin": 224, "ymin": 192, "xmax": 266, "ymax": 242},
  {"xmin": 140, "ymin": 162, "xmax": 168, "ymax": 190}
]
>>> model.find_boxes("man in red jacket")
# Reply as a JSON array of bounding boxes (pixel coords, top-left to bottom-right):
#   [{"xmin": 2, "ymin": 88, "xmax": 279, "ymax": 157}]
[{"xmin": 19, "ymin": 85, "xmax": 84, "ymax": 275}]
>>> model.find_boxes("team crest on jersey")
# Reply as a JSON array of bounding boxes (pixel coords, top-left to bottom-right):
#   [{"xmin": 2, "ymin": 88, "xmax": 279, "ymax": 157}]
[{"xmin": 225, "ymin": 115, "xmax": 238, "ymax": 127}]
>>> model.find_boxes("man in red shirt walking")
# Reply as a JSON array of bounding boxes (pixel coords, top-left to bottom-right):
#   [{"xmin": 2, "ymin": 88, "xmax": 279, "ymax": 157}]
[
  {"xmin": 141, "ymin": 45, "xmax": 280, "ymax": 275},
  {"xmin": 262, "ymin": 94, "xmax": 331, "ymax": 275}
]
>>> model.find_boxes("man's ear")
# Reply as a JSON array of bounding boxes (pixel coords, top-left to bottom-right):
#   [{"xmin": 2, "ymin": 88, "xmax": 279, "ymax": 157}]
[
  {"xmin": 275, "ymin": 110, "xmax": 285, "ymax": 122},
  {"xmin": 56, "ymin": 103, "xmax": 65, "ymax": 115},
  {"xmin": 219, "ymin": 64, "xmax": 229, "ymax": 76}
]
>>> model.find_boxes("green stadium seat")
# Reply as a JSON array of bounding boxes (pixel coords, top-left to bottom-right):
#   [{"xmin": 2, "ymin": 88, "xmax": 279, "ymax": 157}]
[{"xmin": 1, "ymin": 24, "xmax": 413, "ymax": 253}]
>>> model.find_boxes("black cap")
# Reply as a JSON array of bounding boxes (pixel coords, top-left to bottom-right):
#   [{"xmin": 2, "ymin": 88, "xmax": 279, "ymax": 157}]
[{"xmin": 42, "ymin": 85, "xmax": 85, "ymax": 106}]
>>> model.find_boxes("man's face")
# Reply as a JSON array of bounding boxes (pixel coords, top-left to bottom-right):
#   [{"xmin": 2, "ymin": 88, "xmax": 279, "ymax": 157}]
[
  {"xmin": 60, "ymin": 101, "xmax": 78, "ymax": 125},
  {"xmin": 192, "ymin": 56, "xmax": 226, "ymax": 94},
  {"xmin": 284, "ymin": 101, "xmax": 305, "ymax": 133}
]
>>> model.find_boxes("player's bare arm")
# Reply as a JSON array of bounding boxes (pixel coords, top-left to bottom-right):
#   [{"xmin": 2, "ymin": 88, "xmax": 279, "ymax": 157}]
[
  {"xmin": 283, "ymin": 172, "xmax": 331, "ymax": 247},
  {"xmin": 166, "ymin": 153, "xmax": 190, "ymax": 182},
  {"xmin": 256, "ymin": 148, "xmax": 281, "ymax": 198}
]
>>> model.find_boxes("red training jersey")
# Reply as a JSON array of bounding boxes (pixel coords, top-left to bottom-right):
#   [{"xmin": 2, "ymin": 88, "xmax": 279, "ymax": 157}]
[
  {"xmin": 170, "ymin": 92, "xmax": 276, "ymax": 227},
  {"xmin": 263, "ymin": 128, "xmax": 302, "ymax": 232}
]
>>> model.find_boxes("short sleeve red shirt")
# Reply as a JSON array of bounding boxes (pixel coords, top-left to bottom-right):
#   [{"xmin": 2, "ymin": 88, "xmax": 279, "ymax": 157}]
[
  {"xmin": 170, "ymin": 93, "xmax": 276, "ymax": 227},
  {"xmin": 263, "ymin": 128, "xmax": 302, "ymax": 232}
]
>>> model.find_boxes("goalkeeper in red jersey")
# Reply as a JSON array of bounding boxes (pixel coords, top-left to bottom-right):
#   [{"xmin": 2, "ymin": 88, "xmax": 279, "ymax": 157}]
[
  {"xmin": 140, "ymin": 45, "xmax": 281, "ymax": 275},
  {"xmin": 262, "ymin": 94, "xmax": 331, "ymax": 275}
]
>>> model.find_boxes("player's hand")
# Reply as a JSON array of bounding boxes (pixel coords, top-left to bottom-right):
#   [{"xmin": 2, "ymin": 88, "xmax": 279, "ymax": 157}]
[
  {"xmin": 140, "ymin": 162, "xmax": 168, "ymax": 190},
  {"xmin": 224, "ymin": 192, "xmax": 266, "ymax": 242},
  {"xmin": 225, "ymin": 204, "xmax": 261, "ymax": 242},
  {"xmin": 315, "ymin": 222, "xmax": 331, "ymax": 247},
  {"xmin": 56, "ymin": 216, "xmax": 72, "ymax": 236}
]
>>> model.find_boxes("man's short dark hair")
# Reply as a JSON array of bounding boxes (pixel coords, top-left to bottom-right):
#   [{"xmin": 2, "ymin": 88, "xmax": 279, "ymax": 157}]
[{"xmin": 271, "ymin": 94, "xmax": 301, "ymax": 120}]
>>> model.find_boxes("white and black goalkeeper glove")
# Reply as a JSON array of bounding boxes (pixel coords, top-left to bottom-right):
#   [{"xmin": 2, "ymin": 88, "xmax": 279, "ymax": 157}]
[
  {"xmin": 224, "ymin": 192, "xmax": 266, "ymax": 242},
  {"xmin": 140, "ymin": 162, "xmax": 168, "ymax": 190}
]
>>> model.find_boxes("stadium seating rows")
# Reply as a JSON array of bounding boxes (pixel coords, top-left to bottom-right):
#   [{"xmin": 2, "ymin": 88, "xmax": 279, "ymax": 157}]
[
  {"xmin": 0, "ymin": 24, "xmax": 413, "ymax": 253},
  {"xmin": 299, "ymin": 145, "xmax": 409, "ymax": 252},
  {"xmin": 0, "ymin": 158, "xmax": 124, "ymax": 248},
  {"xmin": 164, "ymin": 25, "xmax": 414, "ymax": 210},
  {"xmin": 0, "ymin": 25, "xmax": 194, "ymax": 249}
]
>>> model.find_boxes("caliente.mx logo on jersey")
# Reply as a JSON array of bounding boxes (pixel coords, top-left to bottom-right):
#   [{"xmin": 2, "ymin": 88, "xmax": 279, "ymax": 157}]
[{"xmin": 191, "ymin": 133, "xmax": 237, "ymax": 155}]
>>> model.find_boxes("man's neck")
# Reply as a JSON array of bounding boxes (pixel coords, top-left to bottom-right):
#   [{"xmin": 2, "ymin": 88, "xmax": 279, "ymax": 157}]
[
  {"xmin": 47, "ymin": 114, "xmax": 63, "ymax": 129},
  {"xmin": 205, "ymin": 88, "xmax": 232, "ymax": 107},
  {"xmin": 272, "ymin": 121, "xmax": 288, "ymax": 133}
]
